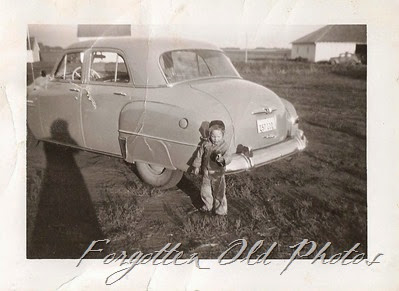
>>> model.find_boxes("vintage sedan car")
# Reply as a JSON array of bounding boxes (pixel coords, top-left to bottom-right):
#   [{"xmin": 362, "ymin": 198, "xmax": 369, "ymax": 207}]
[{"xmin": 27, "ymin": 37, "xmax": 307, "ymax": 188}]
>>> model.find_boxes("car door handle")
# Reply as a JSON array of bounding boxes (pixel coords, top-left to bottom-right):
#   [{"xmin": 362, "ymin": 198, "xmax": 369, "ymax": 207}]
[{"xmin": 113, "ymin": 92, "xmax": 127, "ymax": 96}]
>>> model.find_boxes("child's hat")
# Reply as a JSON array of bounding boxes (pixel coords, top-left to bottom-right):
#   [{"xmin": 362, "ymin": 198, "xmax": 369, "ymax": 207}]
[{"xmin": 209, "ymin": 120, "xmax": 225, "ymax": 131}]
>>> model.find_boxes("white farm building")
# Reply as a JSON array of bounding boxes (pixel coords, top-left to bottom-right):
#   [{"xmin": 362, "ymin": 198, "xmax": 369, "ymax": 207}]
[
  {"xmin": 291, "ymin": 25, "xmax": 366, "ymax": 62},
  {"xmin": 27, "ymin": 37, "xmax": 40, "ymax": 63}
]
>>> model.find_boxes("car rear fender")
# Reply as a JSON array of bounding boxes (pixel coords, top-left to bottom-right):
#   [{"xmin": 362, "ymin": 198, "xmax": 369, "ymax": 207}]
[
  {"xmin": 117, "ymin": 97, "xmax": 233, "ymax": 172},
  {"xmin": 118, "ymin": 100, "xmax": 175, "ymax": 169}
]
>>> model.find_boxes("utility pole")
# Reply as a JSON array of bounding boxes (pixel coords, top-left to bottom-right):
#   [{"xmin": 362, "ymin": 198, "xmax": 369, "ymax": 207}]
[{"xmin": 245, "ymin": 32, "xmax": 248, "ymax": 63}]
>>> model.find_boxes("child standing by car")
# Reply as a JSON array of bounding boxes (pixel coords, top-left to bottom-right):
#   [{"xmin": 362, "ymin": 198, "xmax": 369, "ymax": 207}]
[{"xmin": 193, "ymin": 120, "xmax": 232, "ymax": 215}]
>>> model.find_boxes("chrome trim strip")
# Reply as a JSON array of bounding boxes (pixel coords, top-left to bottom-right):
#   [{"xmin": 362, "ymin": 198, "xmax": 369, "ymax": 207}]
[
  {"xmin": 251, "ymin": 107, "xmax": 277, "ymax": 115},
  {"xmin": 118, "ymin": 129, "xmax": 198, "ymax": 147}
]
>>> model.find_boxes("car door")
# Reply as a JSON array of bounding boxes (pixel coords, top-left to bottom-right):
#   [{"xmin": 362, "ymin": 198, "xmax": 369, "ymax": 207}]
[
  {"xmin": 38, "ymin": 50, "xmax": 86, "ymax": 146},
  {"xmin": 81, "ymin": 49, "xmax": 135, "ymax": 155}
]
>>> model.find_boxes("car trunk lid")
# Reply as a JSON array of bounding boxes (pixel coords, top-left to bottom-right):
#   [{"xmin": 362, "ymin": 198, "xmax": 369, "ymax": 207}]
[{"xmin": 190, "ymin": 78, "xmax": 289, "ymax": 151}]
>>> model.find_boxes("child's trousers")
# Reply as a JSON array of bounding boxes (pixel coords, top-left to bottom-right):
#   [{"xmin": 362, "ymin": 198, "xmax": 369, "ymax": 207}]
[{"xmin": 200, "ymin": 171, "xmax": 227, "ymax": 215}]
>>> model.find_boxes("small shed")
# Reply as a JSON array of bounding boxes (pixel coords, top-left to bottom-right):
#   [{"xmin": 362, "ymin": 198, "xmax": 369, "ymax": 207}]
[
  {"xmin": 291, "ymin": 25, "xmax": 366, "ymax": 62},
  {"xmin": 27, "ymin": 37, "xmax": 40, "ymax": 63},
  {"xmin": 77, "ymin": 25, "xmax": 131, "ymax": 41}
]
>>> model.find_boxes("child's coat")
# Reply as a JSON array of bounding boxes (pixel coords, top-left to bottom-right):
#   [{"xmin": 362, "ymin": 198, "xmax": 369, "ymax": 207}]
[{"xmin": 193, "ymin": 139, "xmax": 232, "ymax": 215}]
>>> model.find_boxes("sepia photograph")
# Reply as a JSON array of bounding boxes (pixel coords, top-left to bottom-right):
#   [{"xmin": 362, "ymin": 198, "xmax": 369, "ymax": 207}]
[
  {"xmin": 26, "ymin": 24, "xmax": 366, "ymax": 259},
  {"xmin": 1, "ymin": 0, "xmax": 399, "ymax": 289}
]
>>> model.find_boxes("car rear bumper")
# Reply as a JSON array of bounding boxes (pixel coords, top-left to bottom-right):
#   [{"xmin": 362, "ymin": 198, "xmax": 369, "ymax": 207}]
[{"xmin": 225, "ymin": 130, "xmax": 307, "ymax": 174}]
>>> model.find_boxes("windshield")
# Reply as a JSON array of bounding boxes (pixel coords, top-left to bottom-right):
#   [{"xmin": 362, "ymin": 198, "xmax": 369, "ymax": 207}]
[{"xmin": 159, "ymin": 50, "xmax": 240, "ymax": 83}]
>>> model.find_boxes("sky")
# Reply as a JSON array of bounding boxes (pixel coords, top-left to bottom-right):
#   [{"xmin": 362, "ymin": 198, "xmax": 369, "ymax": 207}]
[
  {"xmin": 28, "ymin": 24, "xmax": 323, "ymax": 49},
  {"xmin": 27, "ymin": 0, "xmax": 327, "ymax": 49}
]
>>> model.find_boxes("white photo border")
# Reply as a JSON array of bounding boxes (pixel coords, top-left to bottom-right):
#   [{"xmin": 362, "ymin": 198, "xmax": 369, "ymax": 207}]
[{"xmin": 1, "ymin": 0, "xmax": 398, "ymax": 289}]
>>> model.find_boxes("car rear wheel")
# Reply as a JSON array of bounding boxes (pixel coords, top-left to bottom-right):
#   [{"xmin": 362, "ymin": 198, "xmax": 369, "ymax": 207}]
[{"xmin": 135, "ymin": 162, "xmax": 183, "ymax": 189}]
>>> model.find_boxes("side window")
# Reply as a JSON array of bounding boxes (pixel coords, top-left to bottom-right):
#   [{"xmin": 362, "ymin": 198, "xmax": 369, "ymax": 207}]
[
  {"xmin": 89, "ymin": 51, "xmax": 130, "ymax": 83},
  {"xmin": 54, "ymin": 52, "xmax": 84, "ymax": 81}
]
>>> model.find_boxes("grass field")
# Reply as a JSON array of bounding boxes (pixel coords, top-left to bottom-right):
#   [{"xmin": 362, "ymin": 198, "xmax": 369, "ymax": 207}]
[{"xmin": 27, "ymin": 59, "xmax": 367, "ymax": 259}]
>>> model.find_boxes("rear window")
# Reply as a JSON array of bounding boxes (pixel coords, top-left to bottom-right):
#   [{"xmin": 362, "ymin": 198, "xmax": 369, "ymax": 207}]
[{"xmin": 160, "ymin": 50, "xmax": 239, "ymax": 83}]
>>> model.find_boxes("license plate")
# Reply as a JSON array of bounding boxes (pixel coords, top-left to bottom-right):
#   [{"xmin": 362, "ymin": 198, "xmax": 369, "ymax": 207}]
[{"xmin": 257, "ymin": 117, "xmax": 276, "ymax": 133}]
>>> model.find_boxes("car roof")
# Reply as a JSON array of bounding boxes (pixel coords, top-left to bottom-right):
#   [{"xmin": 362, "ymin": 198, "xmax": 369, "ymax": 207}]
[
  {"xmin": 67, "ymin": 36, "xmax": 220, "ymax": 51},
  {"xmin": 67, "ymin": 37, "xmax": 221, "ymax": 86}
]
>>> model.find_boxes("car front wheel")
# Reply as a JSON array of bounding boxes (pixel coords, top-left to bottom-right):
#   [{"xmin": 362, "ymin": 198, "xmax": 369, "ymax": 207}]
[{"xmin": 135, "ymin": 162, "xmax": 183, "ymax": 189}]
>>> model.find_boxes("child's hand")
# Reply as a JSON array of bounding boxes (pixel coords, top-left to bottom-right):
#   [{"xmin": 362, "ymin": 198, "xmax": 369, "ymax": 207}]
[
  {"xmin": 194, "ymin": 167, "xmax": 200, "ymax": 175},
  {"xmin": 215, "ymin": 154, "xmax": 224, "ymax": 163},
  {"xmin": 215, "ymin": 154, "xmax": 226, "ymax": 167}
]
